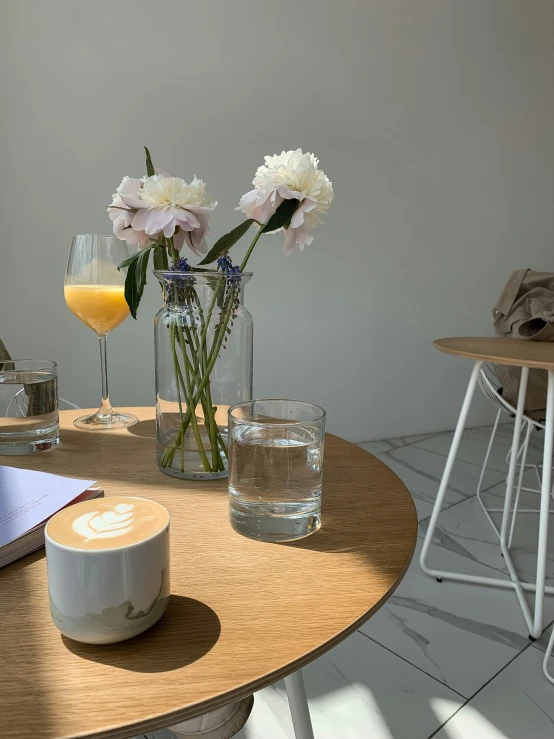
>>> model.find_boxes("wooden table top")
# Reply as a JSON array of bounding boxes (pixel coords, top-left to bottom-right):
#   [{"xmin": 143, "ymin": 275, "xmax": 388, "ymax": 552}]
[
  {"xmin": 0, "ymin": 408, "xmax": 417, "ymax": 739},
  {"xmin": 434, "ymin": 336, "xmax": 554, "ymax": 370}
]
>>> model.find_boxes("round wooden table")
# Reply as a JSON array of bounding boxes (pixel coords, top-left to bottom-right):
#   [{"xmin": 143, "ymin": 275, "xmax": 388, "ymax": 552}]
[{"xmin": 0, "ymin": 408, "xmax": 417, "ymax": 739}]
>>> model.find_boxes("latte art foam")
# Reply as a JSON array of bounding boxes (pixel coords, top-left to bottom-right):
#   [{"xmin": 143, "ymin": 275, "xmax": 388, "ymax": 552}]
[
  {"xmin": 46, "ymin": 497, "xmax": 169, "ymax": 550},
  {"xmin": 72, "ymin": 502, "xmax": 140, "ymax": 541}
]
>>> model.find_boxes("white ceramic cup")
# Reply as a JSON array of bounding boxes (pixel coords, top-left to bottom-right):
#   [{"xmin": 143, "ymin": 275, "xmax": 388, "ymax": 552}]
[{"xmin": 45, "ymin": 496, "xmax": 170, "ymax": 644}]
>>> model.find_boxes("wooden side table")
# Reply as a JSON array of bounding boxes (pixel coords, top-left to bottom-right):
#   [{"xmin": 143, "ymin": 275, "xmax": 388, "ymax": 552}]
[
  {"xmin": 420, "ymin": 337, "xmax": 554, "ymax": 644},
  {"xmin": 0, "ymin": 408, "xmax": 417, "ymax": 739}
]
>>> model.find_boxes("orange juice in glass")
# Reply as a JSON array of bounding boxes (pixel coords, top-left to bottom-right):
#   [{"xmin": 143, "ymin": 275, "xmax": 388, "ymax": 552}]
[
  {"xmin": 64, "ymin": 235, "xmax": 138, "ymax": 430},
  {"xmin": 64, "ymin": 284, "xmax": 130, "ymax": 334}
]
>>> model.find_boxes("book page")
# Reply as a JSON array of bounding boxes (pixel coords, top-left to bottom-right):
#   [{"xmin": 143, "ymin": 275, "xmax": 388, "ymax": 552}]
[{"xmin": 0, "ymin": 466, "xmax": 96, "ymax": 547}]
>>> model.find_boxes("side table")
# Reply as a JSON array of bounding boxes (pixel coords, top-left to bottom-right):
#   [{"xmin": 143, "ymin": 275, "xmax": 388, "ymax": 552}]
[{"xmin": 421, "ymin": 337, "xmax": 554, "ymax": 642}]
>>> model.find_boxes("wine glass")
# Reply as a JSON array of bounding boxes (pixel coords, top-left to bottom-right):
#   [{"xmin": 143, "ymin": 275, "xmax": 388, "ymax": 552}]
[{"xmin": 64, "ymin": 234, "xmax": 138, "ymax": 430}]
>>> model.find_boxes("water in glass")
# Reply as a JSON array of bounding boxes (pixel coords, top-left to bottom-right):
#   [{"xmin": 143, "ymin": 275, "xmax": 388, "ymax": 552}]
[
  {"xmin": 0, "ymin": 361, "xmax": 59, "ymax": 454},
  {"xmin": 228, "ymin": 400, "xmax": 325, "ymax": 542}
]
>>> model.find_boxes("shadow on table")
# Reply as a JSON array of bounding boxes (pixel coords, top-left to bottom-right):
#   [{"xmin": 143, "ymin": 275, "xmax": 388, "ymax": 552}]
[
  {"xmin": 127, "ymin": 419, "xmax": 157, "ymax": 439},
  {"xmin": 62, "ymin": 595, "xmax": 220, "ymax": 672},
  {"xmin": 278, "ymin": 519, "xmax": 360, "ymax": 555}
]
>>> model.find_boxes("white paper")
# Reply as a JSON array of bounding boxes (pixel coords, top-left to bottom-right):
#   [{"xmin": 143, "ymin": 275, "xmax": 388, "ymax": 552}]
[{"xmin": 0, "ymin": 466, "xmax": 96, "ymax": 547}]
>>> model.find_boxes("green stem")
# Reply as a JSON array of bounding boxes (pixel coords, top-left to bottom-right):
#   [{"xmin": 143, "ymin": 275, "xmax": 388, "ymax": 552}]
[
  {"xmin": 178, "ymin": 301, "xmax": 224, "ymax": 470},
  {"xmin": 240, "ymin": 228, "xmax": 264, "ymax": 272},
  {"xmin": 173, "ymin": 323, "xmax": 212, "ymax": 472},
  {"xmin": 169, "ymin": 324, "xmax": 186, "ymax": 472},
  {"xmin": 191, "ymin": 289, "xmax": 224, "ymax": 469},
  {"xmin": 163, "ymin": 295, "xmax": 227, "ymax": 472},
  {"xmin": 161, "ymin": 257, "xmax": 245, "ymax": 472},
  {"xmin": 163, "ymin": 291, "xmax": 235, "ymax": 450}
]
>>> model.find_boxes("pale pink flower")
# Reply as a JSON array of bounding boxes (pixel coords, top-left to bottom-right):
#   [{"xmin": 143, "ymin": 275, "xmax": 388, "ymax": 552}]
[
  {"xmin": 237, "ymin": 149, "xmax": 333, "ymax": 254},
  {"xmin": 108, "ymin": 178, "xmax": 151, "ymax": 249},
  {"xmin": 107, "ymin": 174, "xmax": 217, "ymax": 255}
]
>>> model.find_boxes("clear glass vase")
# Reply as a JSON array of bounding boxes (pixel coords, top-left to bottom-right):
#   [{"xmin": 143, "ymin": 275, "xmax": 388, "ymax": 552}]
[{"xmin": 154, "ymin": 271, "xmax": 253, "ymax": 480}]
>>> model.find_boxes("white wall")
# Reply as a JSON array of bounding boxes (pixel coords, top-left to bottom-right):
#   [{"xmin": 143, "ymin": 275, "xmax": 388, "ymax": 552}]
[{"xmin": 1, "ymin": 0, "xmax": 554, "ymax": 442}]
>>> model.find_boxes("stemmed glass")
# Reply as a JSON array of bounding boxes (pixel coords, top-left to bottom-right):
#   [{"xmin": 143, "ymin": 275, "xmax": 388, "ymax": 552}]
[{"xmin": 64, "ymin": 235, "xmax": 138, "ymax": 430}]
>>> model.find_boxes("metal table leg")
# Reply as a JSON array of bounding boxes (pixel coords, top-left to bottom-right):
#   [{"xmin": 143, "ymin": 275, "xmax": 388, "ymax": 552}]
[{"xmin": 285, "ymin": 669, "xmax": 314, "ymax": 739}]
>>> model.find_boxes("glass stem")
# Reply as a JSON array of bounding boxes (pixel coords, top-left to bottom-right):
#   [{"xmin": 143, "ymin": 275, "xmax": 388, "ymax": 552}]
[{"xmin": 98, "ymin": 333, "xmax": 114, "ymax": 416}]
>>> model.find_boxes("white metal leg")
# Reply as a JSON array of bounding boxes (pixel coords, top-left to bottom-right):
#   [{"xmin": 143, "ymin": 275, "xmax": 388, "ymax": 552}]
[
  {"xmin": 285, "ymin": 670, "xmax": 314, "ymax": 739},
  {"xmin": 420, "ymin": 363, "xmax": 554, "ymax": 640},
  {"xmin": 544, "ymin": 626, "xmax": 554, "ymax": 683},
  {"xmin": 508, "ymin": 420, "xmax": 533, "ymax": 548},
  {"xmin": 476, "ymin": 415, "xmax": 534, "ymax": 547},
  {"xmin": 477, "ymin": 418, "xmax": 554, "ymax": 541},
  {"xmin": 476, "ymin": 407, "xmax": 502, "ymax": 505},
  {"xmin": 543, "ymin": 375, "xmax": 554, "ymax": 680},
  {"xmin": 532, "ymin": 370, "xmax": 554, "ymax": 637},
  {"xmin": 498, "ymin": 368, "xmax": 537, "ymax": 635},
  {"xmin": 421, "ymin": 362, "xmax": 483, "ymax": 578}
]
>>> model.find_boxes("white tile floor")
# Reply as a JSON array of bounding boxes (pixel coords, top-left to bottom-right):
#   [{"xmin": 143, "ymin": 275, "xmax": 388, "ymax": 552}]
[{"xmin": 140, "ymin": 423, "xmax": 554, "ymax": 739}]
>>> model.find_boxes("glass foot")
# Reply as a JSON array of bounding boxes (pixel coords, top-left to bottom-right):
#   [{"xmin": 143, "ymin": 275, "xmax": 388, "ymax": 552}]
[{"xmin": 73, "ymin": 410, "xmax": 138, "ymax": 431}]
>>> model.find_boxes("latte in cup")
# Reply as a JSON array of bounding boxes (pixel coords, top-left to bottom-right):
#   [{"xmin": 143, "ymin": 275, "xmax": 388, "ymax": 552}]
[
  {"xmin": 47, "ymin": 496, "xmax": 169, "ymax": 550},
  {"xmin": 45, "ymin": 496, "xmax": 170, "ymax": 644}
]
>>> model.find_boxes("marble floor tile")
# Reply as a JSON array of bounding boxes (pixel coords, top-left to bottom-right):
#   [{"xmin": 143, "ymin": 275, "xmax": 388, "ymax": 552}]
[
  {"xmin": 390, "ymin": 431, "xmax": 446, "ymax": 447},
  {"xmin": 234, "ymin": 632, "xmax": 462, "ymax": 739},
  {"xmin": 358, "ymin": 440, "xmax": 399, "ymax": 456},
  {"xmin": 477, "ymin": 470, "xmax": 553, "ymax": 516},
  {"xmin": 357, "ymin": 432, "xmax": 442, "ymax": 453},
  {"xmin": 419, "ymin": 495, "xmax": 554, "ymax": 588},
  {"xmin": 433, "ymin": 646, "xmax": 554, "ymax": 738},
  {"xmin": 359, "ymin": 534, "xmax": 546, "ymax": 697},
  {"xmin": 414, "ymin": 426, "xmax": 544, "ymax": 474},
  {"xmin": 375, "ymin": 445, "xmax": 505, "ymax": 521}
]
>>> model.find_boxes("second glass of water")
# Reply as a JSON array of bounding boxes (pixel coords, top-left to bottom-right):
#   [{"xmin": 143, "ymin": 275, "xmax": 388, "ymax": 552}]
[
  {"xmin": 0, "ymin": 360, "xmax": 59, "ymax": 454},
  {"xmin": 228, "ymin": 399, "xmax": 325, "ymax": 542}
]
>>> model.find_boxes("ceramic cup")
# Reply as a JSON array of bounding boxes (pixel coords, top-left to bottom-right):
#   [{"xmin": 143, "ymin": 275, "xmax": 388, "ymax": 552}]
[{"xmin": 45, "ymin": 496, "xmax": 170, "ymax": 644}]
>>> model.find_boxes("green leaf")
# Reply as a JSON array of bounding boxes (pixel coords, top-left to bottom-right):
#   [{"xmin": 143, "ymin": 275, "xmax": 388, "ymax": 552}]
[
  {"xmin": 261, "ymin": 198, "xmax": 299, "ymax": 233},
  {"xmin": 118, "ymin": 252, "xmax": 142, "ymax": 270},
  {"xmin": 153, "ymin": 246, "xmax": 169, "ymax": 271},
  {"xmin": 123, "ymin": 247, "xmax": 152, "ymax": 319},
  {"xmin": 124, "ymin": 261, "xmax": 140, "ymax": 320},
  {"xmin": 144, "ymin": 146, "xmax": 155, "ymax": 177},
  {"xmin": 135, "ymin": 247, "xmax": 151, "ymax": 297},
  {"xmin": 198, "ymin": 219, "xmax": 254, "ymax": 265}
]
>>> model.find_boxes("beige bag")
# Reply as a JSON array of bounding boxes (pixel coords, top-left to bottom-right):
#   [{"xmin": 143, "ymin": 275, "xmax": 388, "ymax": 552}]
[
  {"xmin": 492, "ymin": 269, "xmax": 554, "ymax": 418},
  {"xmin": 0, "ymin": 339, "xmax": 10, "ymax": 362}
]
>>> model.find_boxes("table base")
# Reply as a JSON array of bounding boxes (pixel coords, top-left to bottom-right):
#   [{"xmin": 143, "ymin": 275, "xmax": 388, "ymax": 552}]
[{"xmin": 169, "ymin": 696, "xmax": 254, "ymax": 738}]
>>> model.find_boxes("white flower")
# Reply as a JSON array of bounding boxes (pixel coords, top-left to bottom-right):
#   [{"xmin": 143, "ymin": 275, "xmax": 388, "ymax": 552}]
[
  {"xmin": 107, "ymin": 174, "xmax": 217, "ymax": 255},
  {"xmin": 108, "ymin": 178, "xmax": 151, "ymax": 249},
  {"xmin": 237, "ymin": 149, "xmax": 333, "ymax": 254}
]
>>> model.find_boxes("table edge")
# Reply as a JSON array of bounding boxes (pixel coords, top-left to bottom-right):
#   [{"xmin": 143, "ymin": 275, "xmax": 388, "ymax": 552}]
[{"xmin": 434, "ymin": 337, "xmax": 554, "ymax": 370}]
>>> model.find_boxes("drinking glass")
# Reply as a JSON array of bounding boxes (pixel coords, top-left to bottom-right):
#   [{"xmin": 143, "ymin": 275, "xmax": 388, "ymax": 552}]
[
  {"xmin": 228, "ymin": 399, "xmax": 325, "ymax": 542},
  {"xmin": 64, "ymin": 235, "xmax": 138, "ymax": 430},
  {"xmin": 0, "ymin": 359, "xmax": 59, "ymax": 454}
]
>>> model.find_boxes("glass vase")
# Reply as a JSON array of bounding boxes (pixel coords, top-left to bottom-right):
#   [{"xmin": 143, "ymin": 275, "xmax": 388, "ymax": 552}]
[{"xmin": 154, "ymin": 271, "xmax": 253, "ymax": 480}]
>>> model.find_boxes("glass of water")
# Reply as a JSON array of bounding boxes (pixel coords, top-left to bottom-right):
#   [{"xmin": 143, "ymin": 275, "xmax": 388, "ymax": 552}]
[
  {"xmin": 228, "ymin": 399, "xmax": 325, "ymax": 542},
  {"xmin": 0, "ymin": 360, "xmax": 59, "ymax": 455}
]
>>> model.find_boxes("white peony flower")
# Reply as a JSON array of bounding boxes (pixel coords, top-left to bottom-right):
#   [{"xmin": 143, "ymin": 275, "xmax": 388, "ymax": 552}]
[
  {"xmin": 237, "ymin": 149, "xmax": 333, "ymax": 254},
  {"xmin": 108, "ymin": 178, "xmax": 151, "ymax": 249},
  {"xmin": 108, "ymin": 174, "xmax": 217, "ymax": 255}
]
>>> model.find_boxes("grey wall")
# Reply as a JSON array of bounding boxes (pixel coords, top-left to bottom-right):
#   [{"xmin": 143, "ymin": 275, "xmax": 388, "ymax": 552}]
[{"xmin": 1, "ymin": 0, "xmax": 554, "ymax": 441}]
